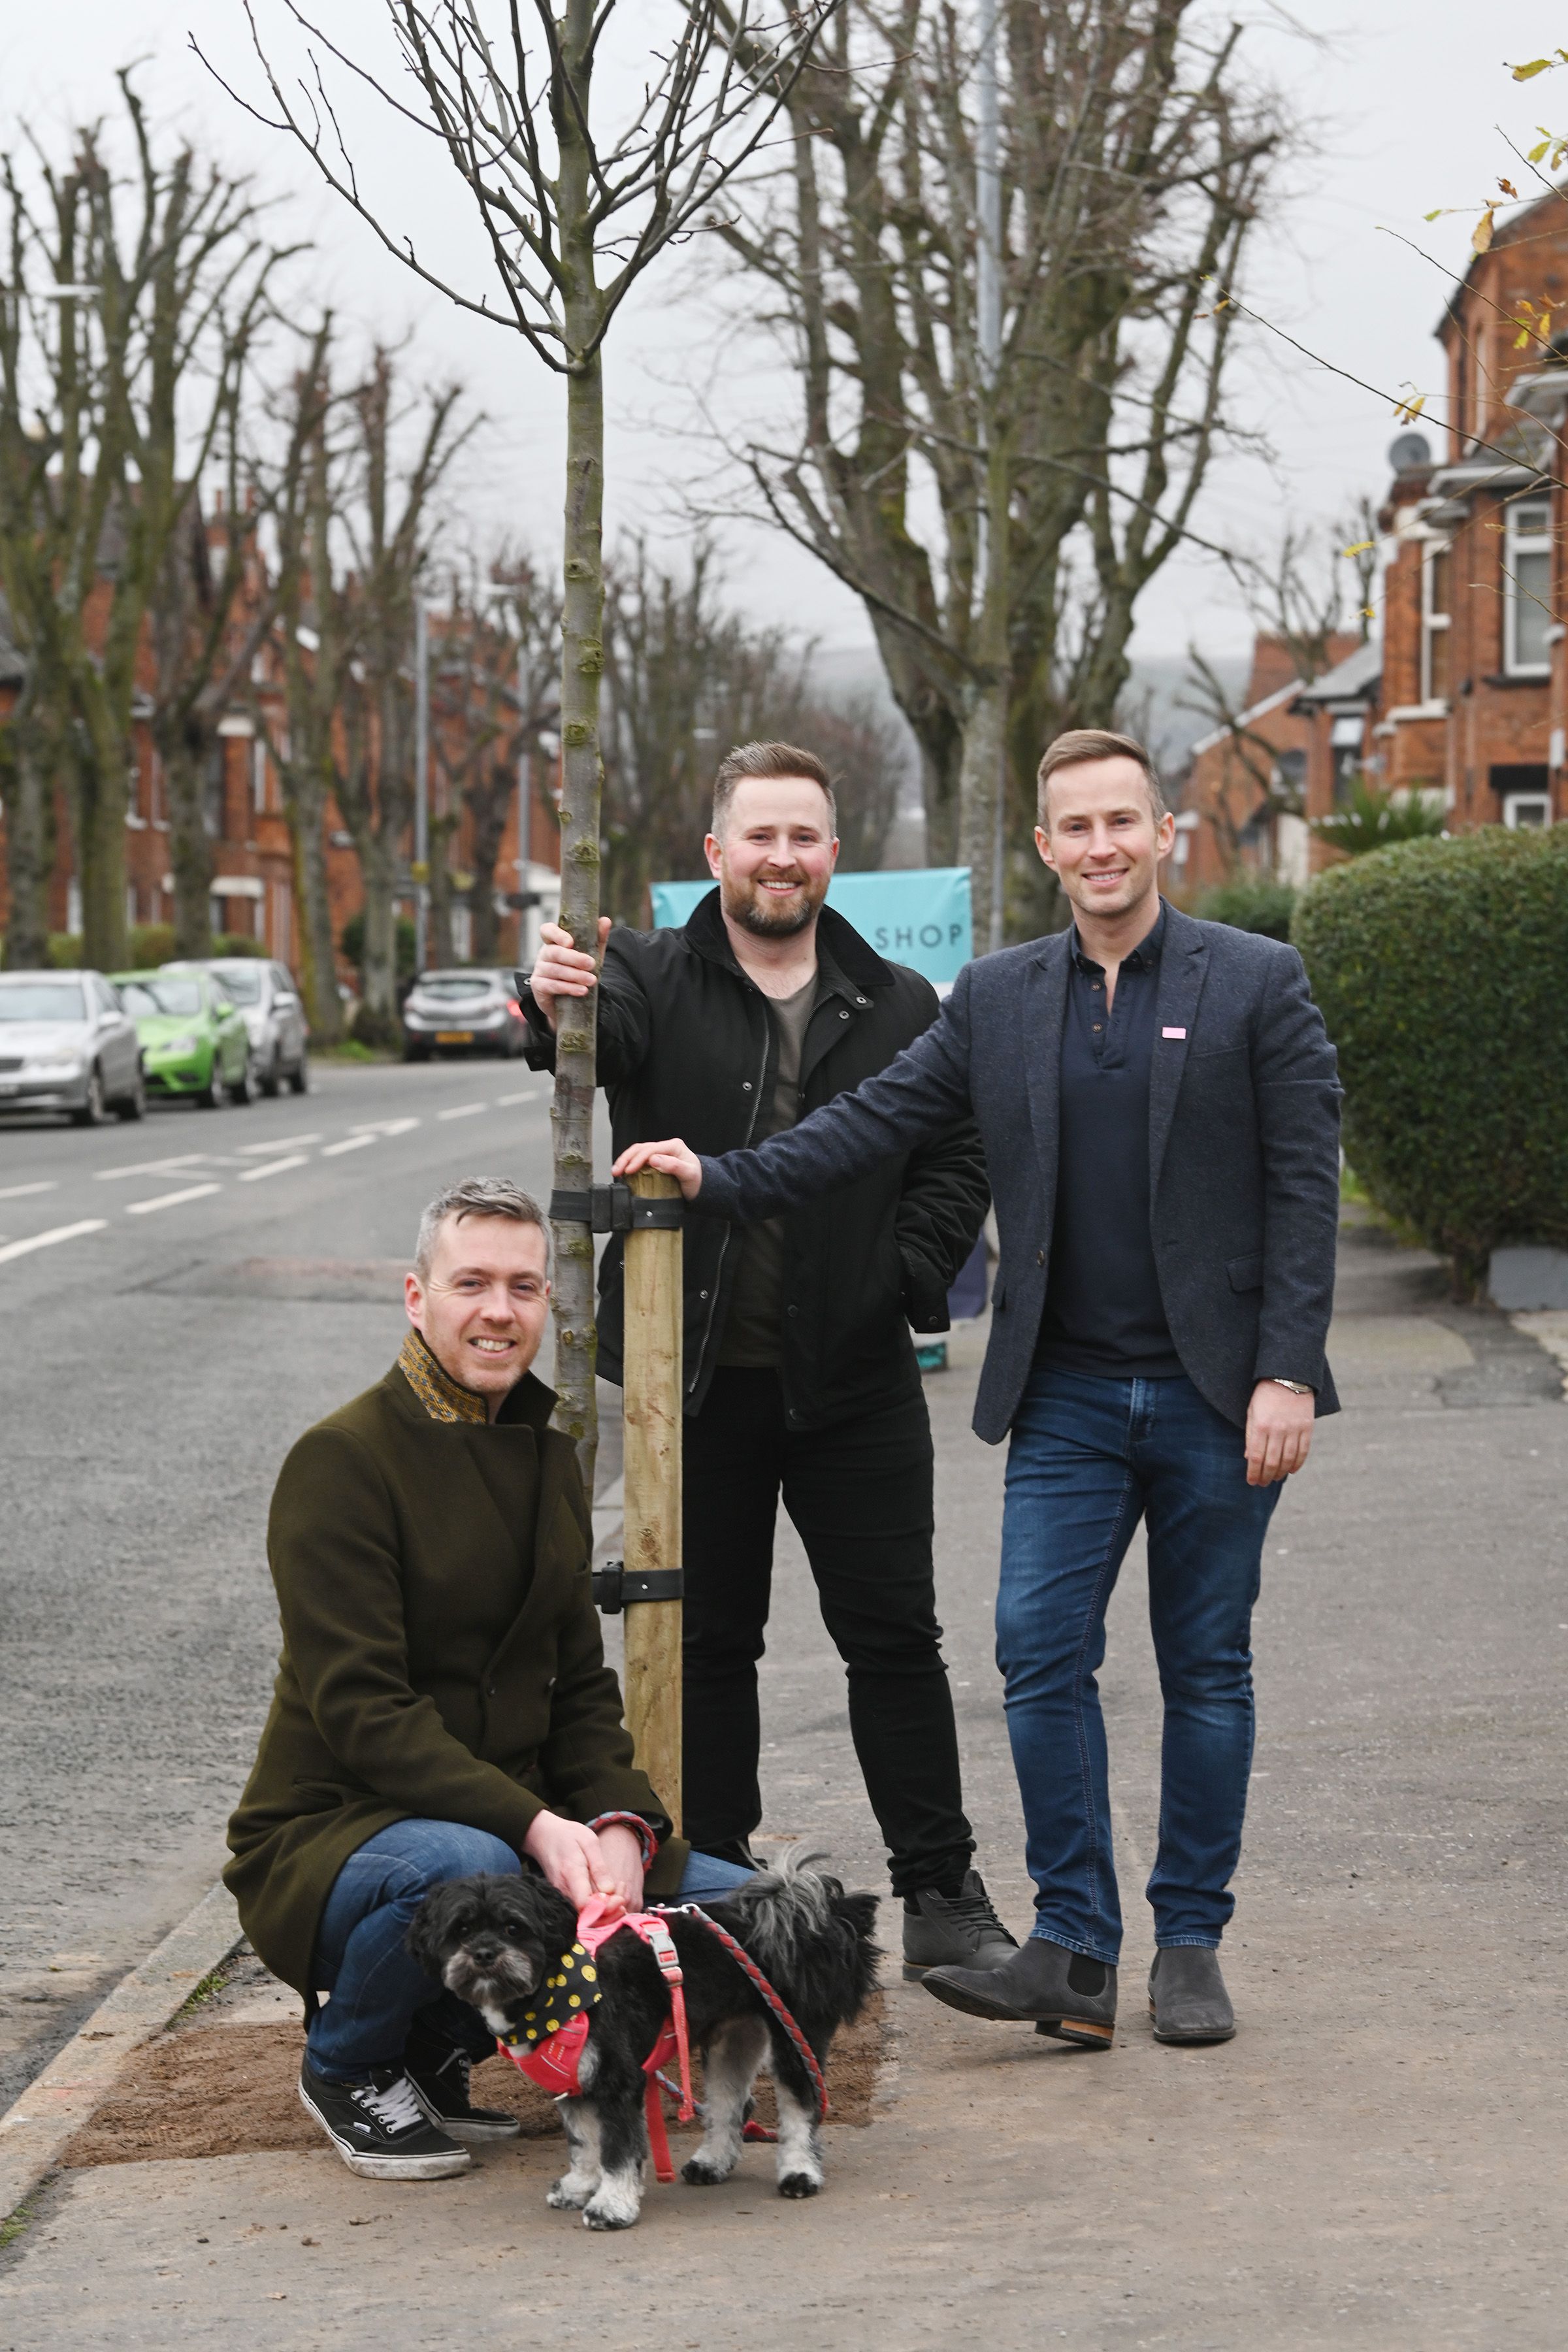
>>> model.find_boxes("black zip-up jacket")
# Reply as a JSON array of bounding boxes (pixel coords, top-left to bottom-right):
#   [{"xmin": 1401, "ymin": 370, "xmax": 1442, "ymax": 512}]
[{"xmin": 519, "ymin": 889, "xmax": 990, "ymax": 1428}]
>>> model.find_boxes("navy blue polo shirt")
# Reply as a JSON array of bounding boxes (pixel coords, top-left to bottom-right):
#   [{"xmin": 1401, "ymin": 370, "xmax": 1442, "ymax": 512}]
[{"xmin": 1035, "ymin": 900, "xmax": 1184, "ymax": 1380}]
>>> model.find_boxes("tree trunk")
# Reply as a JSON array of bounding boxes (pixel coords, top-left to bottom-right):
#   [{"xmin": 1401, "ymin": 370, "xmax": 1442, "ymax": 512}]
[
  {"xmin": 549, "ymin": 0, "xmax": 606, "ymax": 1491},
  {"xmin": 282, "ymin": 763, "xmax": 344, "ymax": 1042},
  {"xmin": 355, "ymin": 833, "xmax": 399, "ymax": 1040},
  {"xmin": 162, "ymin": 734, "xmax": 215, "ymax": 958},
  {"xmin": 0, "ymin": 731, "xmax": 53, "ymax": 968},
  {"xmin": 73, "ymin": 753, "xmax": 130, "ymax": 970}
]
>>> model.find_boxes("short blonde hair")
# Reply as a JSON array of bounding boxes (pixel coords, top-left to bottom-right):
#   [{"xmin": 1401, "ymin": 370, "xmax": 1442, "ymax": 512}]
[{"xmin": 1037, "ymin": 728, "xmax": 1168, "ymax": 830}]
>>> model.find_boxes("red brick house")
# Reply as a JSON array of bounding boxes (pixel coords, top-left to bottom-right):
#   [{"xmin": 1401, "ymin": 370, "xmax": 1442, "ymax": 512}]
[{"xmin": 1177, "ymin": 632, "xmax": 1362, "ymax": 896}]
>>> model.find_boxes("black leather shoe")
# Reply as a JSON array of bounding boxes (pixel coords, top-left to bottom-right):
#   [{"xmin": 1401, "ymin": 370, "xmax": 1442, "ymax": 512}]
[
  {"xmin": 923, "ymin": 1935, "xmax": 1116, "ymax": 2048},
  {"xmin": 1148, "ymin": 1947, "xmax": 1235, "ymax": 2043}
]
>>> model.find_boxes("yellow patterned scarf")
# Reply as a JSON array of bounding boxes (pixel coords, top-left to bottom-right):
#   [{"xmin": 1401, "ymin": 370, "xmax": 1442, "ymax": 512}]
[{"xmin": 398, "ymin": 1328, "xmax": 489, "ymax": 1425}]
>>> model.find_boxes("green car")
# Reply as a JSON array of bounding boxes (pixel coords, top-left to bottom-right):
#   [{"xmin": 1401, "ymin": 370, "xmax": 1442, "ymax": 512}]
[{"xmin": 110, "ymin": 970, "xmax": 253, "ymax": 1107}]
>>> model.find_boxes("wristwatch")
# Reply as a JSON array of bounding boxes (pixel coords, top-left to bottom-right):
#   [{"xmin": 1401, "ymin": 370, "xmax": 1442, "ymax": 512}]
[{"xmin": 1270, "ymin": 1379, "xmax": 1315, "ymax": 1396}]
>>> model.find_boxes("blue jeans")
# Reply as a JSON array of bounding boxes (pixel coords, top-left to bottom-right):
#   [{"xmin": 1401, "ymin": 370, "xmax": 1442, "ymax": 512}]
[
  {"xmin": 306, "ymin": 1820, "xmax": 757, "ymax": 2082},
  {"xmin": 998, "ymin": 1369, "xmax": 1281, "ymax": 1965}
]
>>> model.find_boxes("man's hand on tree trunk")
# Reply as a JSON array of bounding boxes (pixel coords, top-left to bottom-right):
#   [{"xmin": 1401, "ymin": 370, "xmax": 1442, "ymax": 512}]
[{"xmin": 528, "ymin": 917, "xmax": 611, "ymax": 1032}]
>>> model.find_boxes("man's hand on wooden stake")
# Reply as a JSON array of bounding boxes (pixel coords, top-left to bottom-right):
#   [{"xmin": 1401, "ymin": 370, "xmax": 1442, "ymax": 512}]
[{"xmin": 613, "ymin": 1137, "xmax": 703, "ymax": 1198}]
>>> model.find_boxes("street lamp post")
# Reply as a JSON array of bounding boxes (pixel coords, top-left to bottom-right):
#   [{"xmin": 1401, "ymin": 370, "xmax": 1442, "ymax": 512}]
[{"xmin": 414, "ymin": 596, "xmax": 430, "ymax": 973}]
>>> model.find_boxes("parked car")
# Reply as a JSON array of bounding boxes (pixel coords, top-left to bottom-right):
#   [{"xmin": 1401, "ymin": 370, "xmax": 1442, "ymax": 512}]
[
  {"xmin": 0, "ymin": 970, "xmax": 145, "ymax": 1125},
  {"xmin": 400, "ymin": 969, "xmax": 530, "ymax": 1060},
  {"xmin": 109, "ymin": 970, "xmax": 252, "ymax": 1107},
  {"xmin": 167, "ymin": 957, "xmax": 309, "ymax": 1095}
]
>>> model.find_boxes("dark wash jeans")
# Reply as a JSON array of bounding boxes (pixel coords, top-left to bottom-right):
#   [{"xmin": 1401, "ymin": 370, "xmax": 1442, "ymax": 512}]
[
  {"xmin": 998, "ymin": 1367, "xmax": 1281, "ymax": 1964},
  {"xmin": 682, "ymin": 1367, "xmax": 974, "ymax": 1897}
]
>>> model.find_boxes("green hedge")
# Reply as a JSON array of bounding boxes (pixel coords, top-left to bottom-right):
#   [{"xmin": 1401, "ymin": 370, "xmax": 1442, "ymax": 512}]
[
  {"xmin": 1292, "ymin": 826, "xmax": 1568, "ymax": 1286},
  {"xmin": 1195, "ymin": 874, "xmax": 1298, "ymax": 941}
]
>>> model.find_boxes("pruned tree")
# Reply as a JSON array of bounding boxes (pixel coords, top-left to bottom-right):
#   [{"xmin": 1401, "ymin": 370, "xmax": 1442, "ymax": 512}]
[
  {"xmin": 212, "ymin": 0, "xmax": 841, "ymax": 1475},
  {"xmin": 702, "ymin": 0, "xmax": 1280, "ymax": 946},
  {"xmin": 0, "ymin": 74, "xmax": 286, "ymax": 969}
]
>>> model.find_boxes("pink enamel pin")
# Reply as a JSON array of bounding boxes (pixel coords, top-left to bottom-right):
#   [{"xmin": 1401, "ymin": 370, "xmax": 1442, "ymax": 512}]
[{"xmin": 1162, "ymin": 1026, "xmax": 1186, "ymax": 1039}]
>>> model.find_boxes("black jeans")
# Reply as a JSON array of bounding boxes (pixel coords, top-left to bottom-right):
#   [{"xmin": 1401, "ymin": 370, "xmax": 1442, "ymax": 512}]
[{"xmin": 681, "ymin": 1367, "xmax": 973, "ymax": 1897}]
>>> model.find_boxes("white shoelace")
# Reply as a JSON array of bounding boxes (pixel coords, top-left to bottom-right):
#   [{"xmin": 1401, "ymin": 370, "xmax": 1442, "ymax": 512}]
[{"xmin": 353, "ymin": 2073, "xmax": 426, "ymax": 2135}]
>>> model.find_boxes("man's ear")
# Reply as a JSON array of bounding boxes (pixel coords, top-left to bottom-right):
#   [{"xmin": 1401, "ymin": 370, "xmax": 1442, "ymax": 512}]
[
  {"xmin": 703, "ymin": 829, "xmax": 723, "ymax": 880},
  {"xmin": 1034, "ymin": 823, "xmax": 1056, "ymax": 873},
  {"xmin": 404, "ymin": 1270, "xmax": 425, "ymax": 1330}
]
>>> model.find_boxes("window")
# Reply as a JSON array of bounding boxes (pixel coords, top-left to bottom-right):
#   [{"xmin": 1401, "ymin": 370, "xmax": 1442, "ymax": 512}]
[
  {"xmin": 1504, "ymin": 792, "xmax": 1552, "ymax": 828},
  {"xmin": 1330, "ymin": 711, "xmax": 1365, "ymax": 804},
  {"xmin": 1504, "ymin": 498, "xmax": 1552, "ymax": 675},
  {"xmin": 1421, "ymin": 542, "xmax": 1452, "ymax": 702},
  {"xmin": 253, "ymin": 738, "xmax": 269, "ymax": 815}
]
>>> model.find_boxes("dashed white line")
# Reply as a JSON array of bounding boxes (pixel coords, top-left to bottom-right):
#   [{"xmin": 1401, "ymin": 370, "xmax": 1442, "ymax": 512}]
[
  {"xmin": 95, "ymin": 1154, "xmax": 207, "ymax": 1183},
  {"xmin": 235, "ymin": 1134, "xmax": 321, "ymax": 1156},
  {"xmin": 496, "ymin": 1090, "xmax": 540, "ymax": 1106},
  {"xmin": 0, "ymin": 1219, "xmax": 108, "ymax": 1264},
  {"xmin": 352, "ymin": 1117, "xmax": 419, "ymax": 1137},
  {"xmin": 436, "ymin": 1102, "xmax": 486, "ymax": 1121},
  {"xmin": 238, "ymin": 1154, "xmax": 310, "ymax": 1183},
  {"xmin": 0, "ymin": 1181, "xmax": 59, "ymax": 1201},
  {"xmin": 321, "ymin": 1134, "xmax": 378, "ymax": 1158},
  {"xmin": 124, "ymin": 1183, "xmax": 223, "ymax": 1217}
]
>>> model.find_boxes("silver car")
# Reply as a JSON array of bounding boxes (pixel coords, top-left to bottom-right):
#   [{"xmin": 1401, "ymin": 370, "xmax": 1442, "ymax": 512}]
[
  {"xmin": 0, "ymin": 970, "xmax": 145, "ymax": 1124},
  {"xmin": 169, "ymin": 958, "xmax": 310, "ymax": 1096},
  {"xmin": 401, "ymin": 969, "xmax": 529, "ymax": 1061}
]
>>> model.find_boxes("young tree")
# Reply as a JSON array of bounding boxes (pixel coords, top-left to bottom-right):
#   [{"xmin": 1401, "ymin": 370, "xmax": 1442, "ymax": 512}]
[
  {"xmin": 218, "ymin": 0, "xmax": 840, "ymax": 1474},
  {"xmin": 706, "ymin": 0, "xmax": 1279, "ymax": 945},
  {"xmin": 0, "ymin": 77, "xmax": 284, "ymax": 968}
]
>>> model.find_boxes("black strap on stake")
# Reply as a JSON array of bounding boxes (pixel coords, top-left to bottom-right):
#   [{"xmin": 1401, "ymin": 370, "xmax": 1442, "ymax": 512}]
[
  {"xmin": 550, "ymin": 1183, "xmax": 684, "ymax": 1233},
  {"xmin": 592, "ymin": 1560, "xmax": 684, "ymax": 1614}
]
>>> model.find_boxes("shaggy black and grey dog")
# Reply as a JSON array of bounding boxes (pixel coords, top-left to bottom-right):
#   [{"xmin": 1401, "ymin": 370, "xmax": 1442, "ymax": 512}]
[{"xmin": 406, "ymin": 1855, "xmax": 879, "ymax": 2230}]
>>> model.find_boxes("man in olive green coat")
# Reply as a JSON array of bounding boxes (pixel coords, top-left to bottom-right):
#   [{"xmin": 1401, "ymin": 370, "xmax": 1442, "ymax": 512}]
[{"xmin": 227, "ymin": 1176, "xmax": 753, "ymax": 2182}]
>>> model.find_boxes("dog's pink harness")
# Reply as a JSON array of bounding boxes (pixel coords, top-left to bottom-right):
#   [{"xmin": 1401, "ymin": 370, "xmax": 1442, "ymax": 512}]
[{"xmin": 497, "ymin": 1895, "xmax": 695, "ymax": 2182}]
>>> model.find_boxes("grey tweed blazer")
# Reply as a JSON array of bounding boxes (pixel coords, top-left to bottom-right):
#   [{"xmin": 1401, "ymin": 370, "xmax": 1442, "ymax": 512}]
[{"xmin": 694, "ymin": 904, "xmax": 1343, "ymax": 1441}]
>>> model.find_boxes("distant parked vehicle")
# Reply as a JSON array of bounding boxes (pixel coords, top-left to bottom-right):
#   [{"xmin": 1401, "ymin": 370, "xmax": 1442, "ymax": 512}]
[
  {"xmin": 400, "ymin": 970, "xmax": 529, "ymax": 1061},
  {"xmin": 0, "ymin": 970, "xmax": 145, "ymax": 1125},
  {"xmin": 109, "ymin": 970, "xmax": 252, "ymax": 1108},
  {"xmin": 167, "ymin": 957, "xmax": 309, "ymax": 1096}
]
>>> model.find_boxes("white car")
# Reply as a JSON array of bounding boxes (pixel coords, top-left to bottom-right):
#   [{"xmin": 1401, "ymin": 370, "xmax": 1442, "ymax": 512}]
[{"xmin": 0, "ymin": 970, "xmax": 145, "ymax": 1124}]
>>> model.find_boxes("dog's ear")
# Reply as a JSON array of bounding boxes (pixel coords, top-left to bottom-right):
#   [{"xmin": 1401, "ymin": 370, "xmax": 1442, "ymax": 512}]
[
  {"xmin": 405, "ymin": 1876, "xmax": 475, "ymax": 1976},
  {"xmin": 830, "ymin": 1889, "xmax": 880, "ymax": 1944}
]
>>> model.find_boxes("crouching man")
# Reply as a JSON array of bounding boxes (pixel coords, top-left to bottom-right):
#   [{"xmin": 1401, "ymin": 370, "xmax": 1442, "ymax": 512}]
[{"xmin": 225, "ymin": 1177, "xmax": 755, "ymax": 2181}]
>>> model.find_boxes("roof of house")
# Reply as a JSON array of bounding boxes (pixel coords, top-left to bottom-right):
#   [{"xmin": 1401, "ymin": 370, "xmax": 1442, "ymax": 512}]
[{"xmin": 1292, "ymin": 637, "xmax": 1382, "ymax": 706}]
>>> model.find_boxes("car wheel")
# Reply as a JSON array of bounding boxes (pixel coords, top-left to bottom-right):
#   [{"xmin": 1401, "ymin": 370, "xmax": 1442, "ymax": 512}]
[
  {"xmin": 228, "ymin": 1054, "xmax": 253, "ymax": 1106},
  {"xmin": 259, "ymin": 1049, "xmax": 283, "ymax": 1099},
  {"xmin": 288, "ymin": 1054, "xmax": 310, "ymax": 1096},
  {"xmin": 113, "ymin": 1066, "xmax": 147, "ymax": 1122},
  {"xmin": 71, "ymin": 1065, "xmax": 108, "ymax": 1128},
  {"xmin": 200, "ymin": 1055, "xmax": 226, "ymax": 1110}
]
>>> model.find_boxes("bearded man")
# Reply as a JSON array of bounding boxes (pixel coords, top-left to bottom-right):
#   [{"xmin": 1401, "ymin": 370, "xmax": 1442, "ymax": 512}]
[{"xmin": 522, "ymin": 740, "xmax": 1007, "ymax": 1980}]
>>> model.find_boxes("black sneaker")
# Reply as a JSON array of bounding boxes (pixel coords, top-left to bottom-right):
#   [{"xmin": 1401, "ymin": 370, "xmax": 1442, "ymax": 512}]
[
  {"xmin": 298, "ymin": 2057, "xmax": 471, "ymax": 2180},
  {"xmin": 902, "ymin": 1870, "xmax": 1019, "ymax": 1981},
  {"xmin": 404, "ymin": 2030, "xmax": 521, "ymax": 2143}
]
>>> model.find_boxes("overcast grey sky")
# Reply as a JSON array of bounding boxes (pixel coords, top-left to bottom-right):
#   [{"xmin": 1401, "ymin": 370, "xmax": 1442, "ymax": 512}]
[{"xmin": 8, "ymin": 3, "xmax": 1561, "ymax": 662}]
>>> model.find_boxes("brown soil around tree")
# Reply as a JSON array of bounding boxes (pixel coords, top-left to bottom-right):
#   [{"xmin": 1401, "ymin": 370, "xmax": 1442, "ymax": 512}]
[{"xmin": 59, "ymin": 1995, "xmax": 887, "ymax": 2170}]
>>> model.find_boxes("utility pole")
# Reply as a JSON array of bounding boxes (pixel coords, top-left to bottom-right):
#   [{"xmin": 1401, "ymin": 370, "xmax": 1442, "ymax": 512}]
[
  {"xmin": 414, "ymin": 595, "xmax": 430, "ymax": 973},
  {"xmin": 976, "ymin": 0, "xmax": 1006, "ymax": 955}
]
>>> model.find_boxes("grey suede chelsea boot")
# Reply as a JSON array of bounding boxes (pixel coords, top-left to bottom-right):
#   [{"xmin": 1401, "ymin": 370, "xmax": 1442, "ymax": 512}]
[
  {"xmin": 1147, "ymin": 1947, "xmax": 1235, "ymax": 2043},
  {"xmin": 922, "ymin": 1935, "xmax": 1117, "ymax": 2048}
]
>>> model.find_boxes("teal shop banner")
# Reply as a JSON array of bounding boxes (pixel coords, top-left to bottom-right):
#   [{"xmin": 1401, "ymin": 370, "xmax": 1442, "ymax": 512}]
[{"xmin": 648, "ymin": 868, "xmax": 973, "ymax": 988}]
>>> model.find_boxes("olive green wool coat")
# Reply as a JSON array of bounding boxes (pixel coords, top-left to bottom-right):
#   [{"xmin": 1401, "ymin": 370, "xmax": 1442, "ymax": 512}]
[{"xmin": 225, "ymin": 1364, "xmax": 687, "ymax": 1997}]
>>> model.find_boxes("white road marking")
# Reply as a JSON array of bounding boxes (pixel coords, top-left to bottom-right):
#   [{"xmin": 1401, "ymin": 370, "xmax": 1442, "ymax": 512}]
[
  {"xmin": 0, "ymin": 1181, "xmax": 58, "ymax": 1201},
  {"xmin": 320, "ymin": 1134, "xmax": 378, "ymax": 1158},
  {"xmin": 0, "ymin": 1219, "xmax": 108, "ymax": 1264},
  {"xmin": 124, "ymin": 1183, "xmax": 223, "ymax": 1217},
  {"xmin": 235, "ymin": 1134, "xmax": 321, "ymax": 1156},
  {"xmin": 94, "ymin": 1154, "xmax": 209, "ymax": 1182},
  {"xmin": 351, "ymin": 1117, "xmax": 419, "ymax": 1137},
  {"xmin": 497, "ymin": 1090, "xmax": 540, "ymax": 1106},
  {"xmin": 436, "ymin": 1102, "xmax": 486, "ymax": 1121},
  {"xmin": 238, "ymin": 1154, "xmax": 310, "ymax": 1183}
]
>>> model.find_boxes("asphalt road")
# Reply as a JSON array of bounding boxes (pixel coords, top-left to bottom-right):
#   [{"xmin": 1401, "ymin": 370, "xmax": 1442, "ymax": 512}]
[{"xmin": 0, "ymin": 1058, "xmax": 571, "ymax": 2112}]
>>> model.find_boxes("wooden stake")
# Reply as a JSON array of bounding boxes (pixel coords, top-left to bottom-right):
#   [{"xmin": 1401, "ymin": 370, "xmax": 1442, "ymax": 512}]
[{"xmin": 620, "ymin": 1169, "xmax": 683, "ymax": 1832}]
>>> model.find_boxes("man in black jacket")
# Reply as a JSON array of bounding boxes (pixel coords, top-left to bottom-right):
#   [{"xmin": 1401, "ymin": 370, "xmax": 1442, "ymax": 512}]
[
  {"xmin": 522, "ymin": 739, "xmax": 1009, "ymax": 1978},
  {"xmin": 613, "ymin": 730, "xmax": 1343, "ymax": 2051}
]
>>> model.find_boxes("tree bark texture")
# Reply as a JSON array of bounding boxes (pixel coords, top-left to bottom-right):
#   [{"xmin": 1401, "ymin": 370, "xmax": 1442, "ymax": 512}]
[
  {"xmin": 0, "ymin": 727, "xmax": 54, "ymax": 968},
  {"xmin": 161, "ymin": 736, "xmax": 216, "ymax": 958}
]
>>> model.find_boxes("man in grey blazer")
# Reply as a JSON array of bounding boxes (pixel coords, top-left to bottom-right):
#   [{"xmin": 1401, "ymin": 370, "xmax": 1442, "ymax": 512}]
[{"xmin": 615, "ymin": 729, "xmax": 1341, "ymax": 2050}]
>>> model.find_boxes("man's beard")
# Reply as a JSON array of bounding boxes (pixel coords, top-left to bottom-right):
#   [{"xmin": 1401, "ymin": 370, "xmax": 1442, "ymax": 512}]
[{"xmin": 722, "ymin": 872, "xmax": 826, "ymax": 939}]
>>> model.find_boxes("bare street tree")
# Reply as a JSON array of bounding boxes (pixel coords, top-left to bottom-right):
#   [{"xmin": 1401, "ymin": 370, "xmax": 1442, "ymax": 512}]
[{"xmin": 213, "ymin": 0, "xmax": 841, "ymax": 1474}]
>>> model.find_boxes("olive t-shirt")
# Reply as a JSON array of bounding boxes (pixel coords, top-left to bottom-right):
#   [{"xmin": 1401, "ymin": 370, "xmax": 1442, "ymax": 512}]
[{"xmin": 717, "ymin": 972, "xmax": 821, "ymax": 1367}]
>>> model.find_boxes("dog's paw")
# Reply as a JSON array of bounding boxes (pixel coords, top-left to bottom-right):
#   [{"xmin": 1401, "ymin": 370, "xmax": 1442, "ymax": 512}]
[
  {"xmin": 546, "ymin": 2176, "xmax": 595, "ymax": 2210},
  {"xmin": 583, "ymin": 2202, "xmax": 639, "ymax": 2231},
  {"xmin": 681, "ymin": 2155, "xmax": 736, "ymax": 2187},
  {"xmin": 777, "ymin": 2170, "xmax": 823, "ymax": 2200}
]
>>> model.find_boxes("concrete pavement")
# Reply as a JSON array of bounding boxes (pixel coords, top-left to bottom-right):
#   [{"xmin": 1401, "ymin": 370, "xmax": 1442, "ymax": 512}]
[{"xmin": 3, "ymin": 1188, "xmax": 1565, "ymax": 2346}]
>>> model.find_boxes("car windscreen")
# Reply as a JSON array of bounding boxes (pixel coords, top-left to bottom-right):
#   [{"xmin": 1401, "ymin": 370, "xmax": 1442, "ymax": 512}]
[
  {"xmin": 118, "ymin": 978, "xmax": 203, "ymax": 1018},
  {"xmin": 210, "ymin": 964, "xmax": 262, "ymax": 1004},
  {"xmin": 0, "ymin": 982, "xmax": 86, "ymax": 1023},
  {"xmin": 415, "ymin": 975, "xmax": 497, "ymax": 1000}
]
